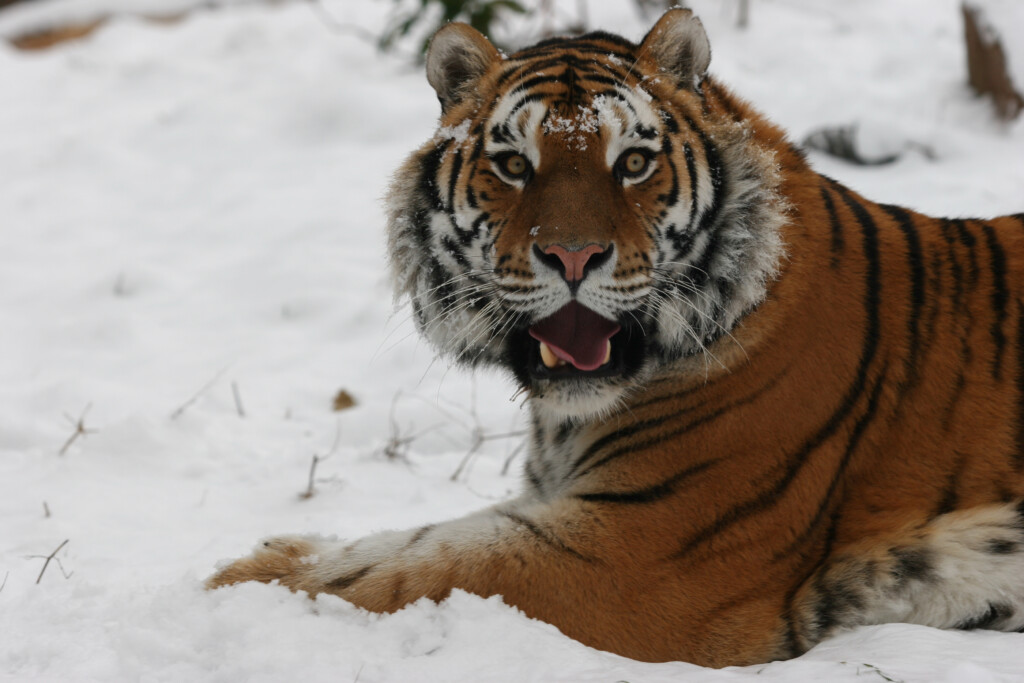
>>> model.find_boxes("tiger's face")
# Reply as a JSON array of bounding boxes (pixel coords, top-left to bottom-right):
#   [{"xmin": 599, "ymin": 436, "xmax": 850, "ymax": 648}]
[{"xmin": 387, "ymin": 12, "xmax": 786, "ymax": 418}]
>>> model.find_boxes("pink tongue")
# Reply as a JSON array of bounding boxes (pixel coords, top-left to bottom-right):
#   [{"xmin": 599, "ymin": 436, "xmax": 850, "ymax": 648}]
[{"xmin": 528, "ymin": 301, "xmax": 621, "ymax": 371}]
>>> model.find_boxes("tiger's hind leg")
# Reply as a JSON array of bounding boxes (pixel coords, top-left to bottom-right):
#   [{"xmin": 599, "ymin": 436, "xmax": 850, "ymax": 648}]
[{"xmin": 789, "ymin": 500, "xmax": 1024, "ymax": 653}]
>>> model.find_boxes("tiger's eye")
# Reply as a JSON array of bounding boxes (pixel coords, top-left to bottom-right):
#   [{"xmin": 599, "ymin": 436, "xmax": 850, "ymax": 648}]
[
  {"xmin": 503, "ymin": 154, "xmax": 528, "ymax": 177},
  {"xmin": 624, "ymin": 151, "xmax": 648, "ymax": 174}
]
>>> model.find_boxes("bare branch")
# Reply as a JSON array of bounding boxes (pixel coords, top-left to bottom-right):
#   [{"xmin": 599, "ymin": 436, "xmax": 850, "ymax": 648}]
[
  {"xmin": 450, "ymin": 377, "xmax": 527, "ymax": 481},
  {"xmin": 305, "ymin": 0, "xmax": 377, "ymax": 44},
  {"xmin": 33, "ymin": 539, "xmax": 69, "ymax": 585},
  {"xmin": 299, "ymin": 454, "xmax": 324, "ymax": 500},
  {"xmin": 170, "ymin": 367, "xmax": 229, "ymax": 420},
  {"xmin": 299, "ymin": 421, "xmax": 343, "ymax": 500},
  {"xmin": 58, "ymin": 403, "xmax": 95, "ymax": 455},
  {"xmin": 501, "ymin": 440, "xmax": 528, "ymax": 476},
  {"xmin": 231, "ymin": 381, "xmax": 246, "ymax": 418},
  {"xmin": 382, "ymin": 391, "xmax": 414, "ymax": 463}
]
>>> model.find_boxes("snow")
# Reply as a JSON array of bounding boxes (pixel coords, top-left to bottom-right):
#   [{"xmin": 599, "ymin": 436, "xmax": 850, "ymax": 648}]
[{"xmin": 1, "ymin": 0, "xmax": 1022, "ymax": 681}]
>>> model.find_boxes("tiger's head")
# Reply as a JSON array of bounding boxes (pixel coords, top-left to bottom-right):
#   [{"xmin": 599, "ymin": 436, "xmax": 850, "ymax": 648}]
[{"xmin": 387, "ymin": 9, "xmax": 788, "ymax": 419}]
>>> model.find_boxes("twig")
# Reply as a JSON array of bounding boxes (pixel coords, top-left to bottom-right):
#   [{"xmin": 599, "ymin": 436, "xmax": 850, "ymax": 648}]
[
  {"xmin": 33, "ymin": 539, "xmax": 70, "ymax": 585},
  {"xmin": 382, "ymin": 391, "xmax": 414, "ymax": 463},
  {"xmin": 449, "ymin": 375, "xmax": 528, "ymax": 481},
  {"xmin": 839, "ymin": 661, "xmax": 904, "ymax": 683},
  {"xmin": 299, "ymin": 421, "xmax": 342, "ymax": 500},
  {"xmin": 59, "ymin": 403, "xmax": 95, "ymax": 455},
  {"xmin": 500, "ymin": 440, "xmax": 528, "ymax": 476},
  {"xmin": 170, "ymin": 367, "xmax": 228, "ymax": 420},
  {"xmin": 0, "ymin": 571, "xmax": 8, "ymax": 593},
  {"xmin": 300, "ymin": 455, "xmax": 324, "ymax": 500},
  {"xmin": 231, "ymin": 381, "xmax": 246, "ymax": 418},
  {"xmin": 451, "ymin": 429, "xmax": 528, "ymax": 481},
  {"xmin": 305, "ymin": 0, "xmax": 377, "ymax": 43},
  {"xmin": 43, "ymin": 501, "xmax": 51, "ymax": 518}
]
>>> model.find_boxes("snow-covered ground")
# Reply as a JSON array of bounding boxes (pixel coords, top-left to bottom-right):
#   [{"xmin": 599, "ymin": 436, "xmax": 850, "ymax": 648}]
[{"xmin": 1, "ymin": 0, "xmax": 1022, "ymax": 680}]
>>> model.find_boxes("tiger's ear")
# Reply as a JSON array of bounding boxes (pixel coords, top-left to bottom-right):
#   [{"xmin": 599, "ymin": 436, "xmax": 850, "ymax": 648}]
[
  {"xmin": 639, "ymin": 9, "xmax": 711, "ymax": 90},
  {"xmin": 426, "ymin": 23, "xmax": 502, "ymax": 113}
]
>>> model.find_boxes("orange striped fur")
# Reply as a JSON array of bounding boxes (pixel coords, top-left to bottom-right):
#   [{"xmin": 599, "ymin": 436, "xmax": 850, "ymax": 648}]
[{"xmin": 208, "ymin": 10, "xmax": 1024, "ymax": 666}]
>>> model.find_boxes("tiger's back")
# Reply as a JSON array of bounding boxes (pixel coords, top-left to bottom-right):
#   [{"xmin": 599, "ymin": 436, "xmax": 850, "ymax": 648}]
[{"xmin": 208, "ymin": 10, "xmax": 1024, "ymax": 666}]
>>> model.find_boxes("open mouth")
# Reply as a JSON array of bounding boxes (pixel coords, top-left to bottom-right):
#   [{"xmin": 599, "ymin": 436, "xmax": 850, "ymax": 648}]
[{"xmin": 527, "ymin": 301, "xmax": 626, "ymax": 379}]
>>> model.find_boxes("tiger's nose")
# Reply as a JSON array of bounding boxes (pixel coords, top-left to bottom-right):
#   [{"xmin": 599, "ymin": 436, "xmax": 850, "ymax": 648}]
[{"xmin": 533, "ymin": 243, "xmax": 613, "ymax": 285}]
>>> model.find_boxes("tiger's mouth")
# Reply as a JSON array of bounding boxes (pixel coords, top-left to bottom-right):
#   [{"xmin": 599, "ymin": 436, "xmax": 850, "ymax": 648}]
[{"xmin": 525, "ymin": 301, "xmax": 638, "ymax": 380}]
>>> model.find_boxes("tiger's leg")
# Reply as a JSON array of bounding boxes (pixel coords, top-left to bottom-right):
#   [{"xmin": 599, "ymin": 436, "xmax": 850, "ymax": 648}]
[
  {"xmin": 206, "ymin": 498, "xmax": 612, "ymax": 632},
  {"xmin": 789, "ymin": 500, "xmax": 1024, "ymax": 653}
]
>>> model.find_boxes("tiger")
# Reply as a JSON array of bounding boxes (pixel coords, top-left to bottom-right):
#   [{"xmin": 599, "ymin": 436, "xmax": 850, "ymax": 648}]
[{"xmin": 207, "ymin": 9, "xmax": 1024, "ymax": 667}]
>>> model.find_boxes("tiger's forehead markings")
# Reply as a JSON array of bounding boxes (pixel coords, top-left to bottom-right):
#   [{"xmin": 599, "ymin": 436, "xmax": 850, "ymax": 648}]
[
  {"xmin": 485, "ymin": 63, "xmax": 665, "ymax": 165},
  {"xmin": 495, "ymin": 44, "xmax": 639, "ymax": 93}
]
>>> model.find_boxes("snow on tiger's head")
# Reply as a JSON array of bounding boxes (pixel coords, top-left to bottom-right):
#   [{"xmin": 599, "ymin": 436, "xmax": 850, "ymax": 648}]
[{"xmin": 385, "ymin": 10, "xmax": 787, "ymax": 419}]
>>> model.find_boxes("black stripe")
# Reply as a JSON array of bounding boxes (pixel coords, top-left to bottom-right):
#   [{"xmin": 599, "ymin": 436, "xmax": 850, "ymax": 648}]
[
  {"xmin": 440, "ymin": 235, "xmax": 471, "ymax": 270},
  {"xmin": 955, "ymin": 602, "xmax": 1014, "ymax": 631},
  {"xmin": 569, "ymin": 412, "xmax": 681, "ymax": 476},
  {"xmin": 879, "ymin": 204, "xmax": 926, "ymax": 392},
  {"xmin": 506, "ymin": 92, "xmax": 548, "ymax": 119},
  {"xmin": 524, "ymin": 458, "xmax": 544, "ymax": 492},
  {"xmin": 935, "ymin": 450, "xmax": 967, "ymax": 515},
  {"xmin": 634, "ymin": 123, "xmax": 658, "ymax": 140},
  {"xmin": 939, "ymin": 220, "xmax": 966, "ymax": 315},
  {"xmin": 327, "ymin": 564, "xmax": 373, "ymax": 590},
  {"xmin": 656, "ymin": 134, "xmax": 680, "ymax": 205},
  {"xmin": 1015, "ymin": 302, "xmax": 1024, "ymax": 470},
  {"xmin": 923, "ymin": 250, "xmax": 944, "ymax": 346},
  {"xmin": 952, "ymin": 219, "xmax": 979, "ymax": 285},
  {"xmin": 705, "ymin": 80, "xmax": 742, "ymax": 121},
  {"xmin": 779, "ymin": 506, "xmax": 841, "ymax": 657},
  {"xmin": 674, "ymin": 181, "xmax": 882, "ymax": 559},
  {"xmin": 511, "ymin": 41, "xmax": 636, "ymax": 63},
  {"xmin": 490, "ymin": 123, "xmax": 510, "ymax": 145},
  {"xmin": 446, "ymin": 149, "xmax": 462, "ymax": 211},
  {"xmin": 470, "ymin": 212, "xmax": 489, "ymax": 240},
  {"xmin": 418, "ymin": 143, "xmax": 449, "ymax": 212},
  {"xmin": 468, "ymin": 134, "xmax": 485, "ymax": 164},
  {"xmin": 938, "ymin": 220, "xmax": 974, "ymax": 424},
  {"xmin": 773, "ymin": 365, "xmax": 888, "ymax": 560},
  {"xmin": 403, "ymin": 524, "xmax": 435, "ymax": 550},
  {"xmin": 661, "ymin": 110, "xmax": 680, "ymax": 134},
  {"xmin": 681, "ymin": 114, "xmax": 726, "ymax": 288},
  {"xmin": 575, "ymin": 458, "xmax": 719, "ymax": 504},
  {"xmin": 682, "ymin": 142, "xmax": 699, "ymax": 233},
  {"xmin": 574, "ymin": 72, "xmax": 628, "ymax": 89},
  {"xmin": 498, "ymin": 53, "xmax": 632, "ymax": 88},
  {"xmin": 573, "ymin": 366, "xmax": 786, "ymax": 479},
  {"xmin": 509, "ymin": 73, "xmax": 566, "ymax": 95},
  {"xmin": 498, "ymin": 509, "xmax": 589, "ymax": 561},
  {"xmin": 554, "ymin": 421, "xmax": 575, "ymax": 444},
  {"xmin": 821, "ymin": 184, "xmax": 843, "ymax": 266},
  {"xmin": 978, "ymin": 221, "xmax": 1009, "ymax": 379},
  {"xmin": 687, "ymin": 115, "xmax": 726, "ymax": 239}
]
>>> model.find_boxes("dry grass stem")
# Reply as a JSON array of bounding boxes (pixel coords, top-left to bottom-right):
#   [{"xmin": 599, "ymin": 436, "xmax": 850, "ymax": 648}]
[
  {"xmin": 32, "ymin": 539, "xmax": 71, "ymax": 585},
  {"xmin": 299, "ymin": 421, "xmax": 342, "ymax": 500},
  {"xmin": 59, "ymin": 404, "xmax": 96, "ymax": 455},
  {"xmin": 170, "ymin": 367, "xmax": 228, "ymax": 420}
]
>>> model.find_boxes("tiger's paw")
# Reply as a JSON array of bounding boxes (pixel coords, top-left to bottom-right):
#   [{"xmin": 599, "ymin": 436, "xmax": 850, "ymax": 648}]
[{"xmin": 206, "ymin": 536, "xmax": 326, "ymax": 594}]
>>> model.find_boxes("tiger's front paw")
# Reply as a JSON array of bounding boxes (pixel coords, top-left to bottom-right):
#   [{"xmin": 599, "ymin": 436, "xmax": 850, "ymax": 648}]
[{"xmin": 206, "ymin": 536, "xmax": 325, "ymax": 594}]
